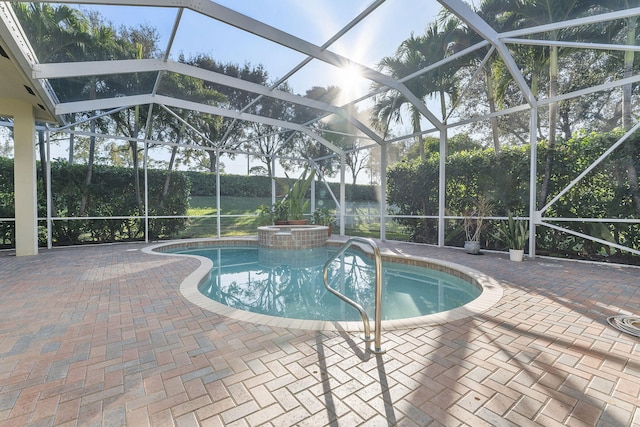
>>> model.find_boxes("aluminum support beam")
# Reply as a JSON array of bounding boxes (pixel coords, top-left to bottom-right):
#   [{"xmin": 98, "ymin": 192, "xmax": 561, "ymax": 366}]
[
  {"xmin": 528, "ymin": 106, "xmax": 538, "ymax": 258},
  {"xmin": 379, "ymin": 144, "xmax": 387, "ymax": 240},
  {"xmin": 55, "ymin": 94, "xmax": 344, "ymax": 154},
  {"xmin": 438, "ymin": 130, "xmax": 446, "ymax": 247},
  {"xmin": 437, "ymin": 0, "xmax": 535, "ymax": 107},
  {"xmin": 35, "ymin": 59, "xmax": 383, "ymax": 144},
  {"xmin": 500, "ymin": 7, "xmax": 640, "ymax": 39}
]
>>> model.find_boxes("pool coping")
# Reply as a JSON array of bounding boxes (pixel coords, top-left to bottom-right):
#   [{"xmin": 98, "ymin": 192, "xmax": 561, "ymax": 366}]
[{"xmin": 143, "ymin": 237, "xmax": 503, "ymax": 332}]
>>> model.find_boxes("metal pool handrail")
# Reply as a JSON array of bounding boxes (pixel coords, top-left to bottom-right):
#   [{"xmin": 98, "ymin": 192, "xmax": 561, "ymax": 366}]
[{"xmin": 322, "ymin": 237, "xmax": 385, "ymax": 354}]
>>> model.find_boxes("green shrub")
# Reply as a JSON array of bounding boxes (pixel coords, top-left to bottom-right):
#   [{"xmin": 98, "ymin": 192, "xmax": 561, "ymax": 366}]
[
  {"xmin": 0, "ymin": 159, "xmax": 191, "ymax": 246},
  {"xmin": 184, "ymin": 170, "xmax": 377, "ymax": 200},
  {"xmin": 386, "ymin": 130, "xmax": 640, "ymax": 259}
]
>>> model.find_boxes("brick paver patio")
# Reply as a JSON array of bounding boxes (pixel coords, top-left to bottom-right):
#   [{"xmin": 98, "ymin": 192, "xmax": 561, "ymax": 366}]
[{"xmin": 0, "ymin": 239, "xmax": 638, "ymax": 426}]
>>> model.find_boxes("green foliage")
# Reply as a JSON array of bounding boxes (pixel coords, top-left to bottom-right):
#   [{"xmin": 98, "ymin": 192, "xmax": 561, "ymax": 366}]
[
  {"xmin": 0, "ymin": 157, "xmax": 15, "ymax": 246},
  {"xmin": 0, "ymin": 159, "xmax": 190, "ymax": 246},
  {"xmin": 345, "ymin": 183, "xmax": 377, "ymax": 201},
  {"xmin": 272, "ymin": 200, "xmax": 289, "ymax": 221},
  {"xmin": 256, "ymin": 204, "xmax": 274, "ymax": 225},
  {"xmin": 420, "ymin": 134, "xmax": 483, "ymax": 160},
  {"xmin": 184, "ymin": 170, "xmax": 376, "ymax": 201},
  {"xmin": 51, "ymin": 162, "xmax": 190, "ymax": 243},
  {"xmin": 184, "ymin": 172, "xmax": 272, "ymax": 197},
  {"xmin": 256, "ymin": 200, "xmax": 289, "ymax": 225},
  {"xmin": 147, "ymin": 171, "xmax": 190, "ymax": 239},
  {"xmin": 386, "ymin": 129, "xmax": 640, "ymax": 259},
  {"xmin": 278, "ymin": 167, "xmax": 316, "ymax": 220},
  {"xmin": 495, "ymin": 212, "xmax": 528, "ymax": 250},
  {"xmin": 312, "ymin": 207, "xmax": 336, "ymax": 226}
]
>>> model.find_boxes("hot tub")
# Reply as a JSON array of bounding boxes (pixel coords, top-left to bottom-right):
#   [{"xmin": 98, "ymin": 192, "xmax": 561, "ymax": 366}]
[{"xmin": 257, "ymin": 224, "xmax": 329, "ymax": 249}]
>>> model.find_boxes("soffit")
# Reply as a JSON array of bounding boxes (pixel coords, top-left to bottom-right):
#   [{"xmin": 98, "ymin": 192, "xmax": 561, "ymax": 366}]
[{"xmin": 0, "ymin": 34, "xmax": 55, "ymax": 122}]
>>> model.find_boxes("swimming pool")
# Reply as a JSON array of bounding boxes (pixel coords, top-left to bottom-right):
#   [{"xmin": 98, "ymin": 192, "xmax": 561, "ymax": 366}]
[
  {"xmin": 175, "ymin": 245, "xmax": 480, "ymax": 322},
  {"xmin": 146, "ymin": 239, "xmax": 503, "ymax": 331}
]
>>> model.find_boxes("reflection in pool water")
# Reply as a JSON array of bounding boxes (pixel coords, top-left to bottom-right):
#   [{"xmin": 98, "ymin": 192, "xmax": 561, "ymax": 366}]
[{"xmin": 176, "ymin": 246, "xmax": 481, "ymax": 322}]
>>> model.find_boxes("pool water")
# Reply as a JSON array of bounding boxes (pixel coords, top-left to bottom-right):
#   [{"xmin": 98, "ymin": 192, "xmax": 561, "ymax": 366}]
[{"xmin": 174, "ymin": 246, "xmax": 481, "ymax": 322}]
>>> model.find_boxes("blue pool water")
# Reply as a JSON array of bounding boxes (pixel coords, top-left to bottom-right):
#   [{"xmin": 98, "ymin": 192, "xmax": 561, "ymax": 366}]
[{"xmin": 173, "ymin": 246, "xmax": 481, "ymax": 322}]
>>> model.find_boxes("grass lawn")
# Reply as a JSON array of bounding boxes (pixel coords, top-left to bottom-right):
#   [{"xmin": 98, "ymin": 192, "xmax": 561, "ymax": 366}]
[
  {"xmin": 181, "ymin": 196, "xmax": 269, "ymax": 238},
  {"xmin": 188, "ymin": 196, "xmax": 272, "ymax": 215},
  {"xmin": 182, "ymin": 196, "xmax": 404, "ymax": 239}
]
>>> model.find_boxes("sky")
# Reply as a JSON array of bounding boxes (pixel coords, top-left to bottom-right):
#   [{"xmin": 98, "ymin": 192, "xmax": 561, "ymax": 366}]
[
  {"xmin": 82, "ymin": 0, "xmax": 445, "ymax": 96},
  {"xmin": 69, "ymin": 1, "xmax": 450, "ymax": 181}
]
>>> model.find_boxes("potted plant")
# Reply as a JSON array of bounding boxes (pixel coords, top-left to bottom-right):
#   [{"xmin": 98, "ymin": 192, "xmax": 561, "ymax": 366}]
[
  {"xmin": 279, "ymin": 167, "xmax": 316, "ymax": 225},
  {"xmin": 496, "ymin": 211, "xmax": 528, "ymax": 261},
  {"xmin": 256, "ymin": 200, "xmax": 288, "ymax": 225},
  {"xmin": 312, "ymin": 207, "xmax": 336, "ymax": 236},
  {"xmin": 272, "ymin": 200, "xmax": 289, "ymax": 225},
  {"xmin": 463, "ymin": 196, "xmax": 493, "ymax": 254},
  {"xmin": 256, "ymin": 204, "xmax": 274, "ymax": 225}
]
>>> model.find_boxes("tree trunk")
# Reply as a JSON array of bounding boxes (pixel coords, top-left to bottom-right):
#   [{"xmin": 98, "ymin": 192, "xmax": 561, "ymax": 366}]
[
  {"xmin": 412, "ymin": 107, "xmax": 424, "ymax": 160},
  {"xmin": 207, "ymin": 150, "xmax": 217, "ymax": 173},
  {"xmin": 80, "ymin": 84, "xmax": 97, "ymax": 217},
  {"xmin": 438, "ymin": 90, "xmax": 450, "ymax": 157},
  {"xmin": 485, "ymin": 67, "xmax": 500, "ymax": 152},
  {"xmin": 131, "ymin": 106, "xmax": 143, "ymax": 217},
  {"xmin": 559, "ymin": 107, "xmax": 572, "ymax": 140},
  {"xmin": 159, "ymin": 146, "xmax": 177, "ymax": 210},
  {"xmin": 159, "ymin": 130, "xmax": 182, "ymax": 210},
  {"xmin": 622, "ymin": 17, "xmax": 636, "ymax": 131},
  {"xmin": 68, "ymin": 130, "xmax": 74, "ymax": 165},
  {"xmin": 539, "ymin": 45, "xmax": 559, "ymax": 208},
  {"xmin": 131, "ymin": 139, "xmax": 143, "ymax": 216},
  {"xmin": 488, "ymin": 98, "xmax": 500, "ymax": 152},
  {"xmin": 79, "ymin": 120, "xmax": 95, "ymax": 216},
  {"xmin": 622, "ymin": 18, "xmax": 640, "ymax": 214},
  {"xmin": 66, "ymin": 122, "xmax": 75, "ymax": 221}
]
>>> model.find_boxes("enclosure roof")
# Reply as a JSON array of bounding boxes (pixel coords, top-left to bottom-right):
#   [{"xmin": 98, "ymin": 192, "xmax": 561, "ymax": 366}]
[{"xmin": 1, "ymin": 1, "xmax": 639, "ymax": 151}]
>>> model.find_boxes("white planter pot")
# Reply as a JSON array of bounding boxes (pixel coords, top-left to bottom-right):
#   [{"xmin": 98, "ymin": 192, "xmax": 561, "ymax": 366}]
[{"xmin": 509, "ymin": 249, "xmax": 524, "ymax": 261}]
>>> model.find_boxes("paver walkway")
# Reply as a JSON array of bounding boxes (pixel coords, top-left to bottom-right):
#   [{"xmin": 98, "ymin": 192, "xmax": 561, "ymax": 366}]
[{"xmin": 0, "ymin": 240, "xmax": 638, "ymax": 426}]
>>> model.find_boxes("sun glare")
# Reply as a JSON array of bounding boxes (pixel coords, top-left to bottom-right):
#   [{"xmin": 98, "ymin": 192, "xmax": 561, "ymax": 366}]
[{"xmin": 337, "ymin": 63, "xmax": 366, "ymax": 101}]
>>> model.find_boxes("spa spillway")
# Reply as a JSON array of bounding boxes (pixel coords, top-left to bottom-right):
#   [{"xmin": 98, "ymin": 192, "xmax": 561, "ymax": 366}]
[{"xmin": 257, "ymin": 224, "xmax": 329, "ymax": 249}]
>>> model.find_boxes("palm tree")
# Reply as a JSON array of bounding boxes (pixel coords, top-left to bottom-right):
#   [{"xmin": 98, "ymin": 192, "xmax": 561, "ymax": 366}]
[
  {"xmin": 376, "ymin": 35, "xmax": 430, "ymax": 160},
  {"xmin": 372, "ymin": 21, "xmax": 462, "ymax": 159},
  {"xmin": 78, "ymin": 17, "xmax": 132, "ymax": 216},
  {"xmin": 596, "ymin": 0, "xmax": 640, "ymax": 213},
  {"xmin": 592, "ymin": 1, "xmax": 640, "ymax": 130},
  {"xmin": 503, "ymin": 0, "xmax": 598, "ymax": 206},
  {"xmin": 13, "ymin": 3, "xmax": 92, "ymax": 227},
  {"xmin": 440, "ymin": 0, "xmax": 530, "ymax": 152},
  {"xmin": 13, "ymin": 3, "xmax": 89, "ymax": 64}
]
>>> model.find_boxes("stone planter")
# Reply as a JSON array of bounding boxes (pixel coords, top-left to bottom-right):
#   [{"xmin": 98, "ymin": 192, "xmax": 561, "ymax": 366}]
[{"xmin": 464, "ymin": 241, "xmax": 481, "ymax": 254}]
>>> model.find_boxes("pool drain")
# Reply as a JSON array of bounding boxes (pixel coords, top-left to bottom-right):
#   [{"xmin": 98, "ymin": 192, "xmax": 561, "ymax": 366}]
[{"xmin": 607, "ymin": 315, "xmax": 640, "ymax": 338}]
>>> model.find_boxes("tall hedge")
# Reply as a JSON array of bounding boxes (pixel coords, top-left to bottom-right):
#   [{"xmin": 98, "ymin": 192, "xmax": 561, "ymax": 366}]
[
  {"xmin": 0, "ymin": 159, "xmax": 190, "ymax": 246},
  {"xmin": 387, "ymin": 130, "xmax": 640, "ymax": 259},
  {"xmin": 1, "ymin": 160, "xmax": 377, "ymax": 248},
  {"xmin": 0, "ymin": 157, "xmax": 14, "ymax": 246},
  {"xmin": 47, "ymin": 162, "xmax": 191, "ymax": 244},
  {"xmin": 185, "ymin": 170, "xmax": 377, "ymax": 201}
]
